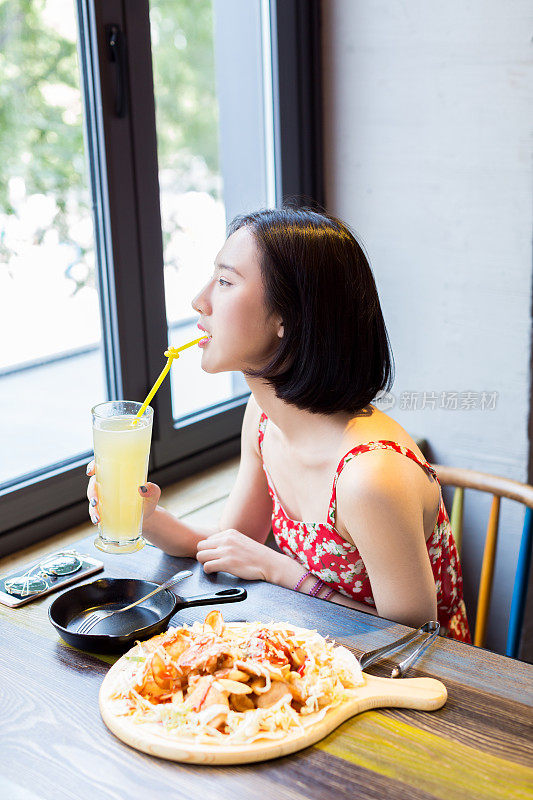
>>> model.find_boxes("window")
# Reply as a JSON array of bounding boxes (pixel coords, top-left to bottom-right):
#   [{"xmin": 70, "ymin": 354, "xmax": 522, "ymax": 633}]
[
  {"xmin": 0, "ymin": 0, "xmax": 323, "ymax": 552},
  {"xmin": 0, "ymin": 0, "xmax": 108, "ymax": 488}
]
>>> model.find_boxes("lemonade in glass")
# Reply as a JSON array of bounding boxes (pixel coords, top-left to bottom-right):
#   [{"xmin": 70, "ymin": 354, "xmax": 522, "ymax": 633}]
[{"xmin": 91, "ymin": 401, "xmax": 154, "ymax": 553}]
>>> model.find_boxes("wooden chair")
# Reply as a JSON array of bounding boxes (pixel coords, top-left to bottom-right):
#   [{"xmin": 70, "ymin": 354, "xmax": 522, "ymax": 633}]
[{"xmin": 431, "ymin": 464, "xmax": 533, "ymax": 657}]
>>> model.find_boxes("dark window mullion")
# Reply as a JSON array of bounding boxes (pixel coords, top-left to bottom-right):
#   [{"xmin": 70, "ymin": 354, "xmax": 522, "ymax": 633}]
[
  {"xmin": 77, "ymin": 0, "xmax": 121, "ymax": 402},
  {"xmin": 90, "ymin": 0, "xmax": 150, "ymax": 406},
  {"xmin": 270, "ymin": 0, "xmax": 324, "ymax": 205},
  {"xmin": 119, "ymin": 0, "xmax": 173, "ymax": 457}
]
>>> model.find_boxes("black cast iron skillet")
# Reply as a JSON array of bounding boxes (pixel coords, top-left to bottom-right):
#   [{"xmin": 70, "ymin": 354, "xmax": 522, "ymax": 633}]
[{"xmin": 48, "ymin": 577, "xmax": 247, "ymax": 653}]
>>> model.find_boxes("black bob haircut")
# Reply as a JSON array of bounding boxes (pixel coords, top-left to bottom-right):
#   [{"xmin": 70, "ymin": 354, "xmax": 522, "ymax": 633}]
[{"xmin": 227, "ymin": 205, "xmax": 395, "ymax": 416}]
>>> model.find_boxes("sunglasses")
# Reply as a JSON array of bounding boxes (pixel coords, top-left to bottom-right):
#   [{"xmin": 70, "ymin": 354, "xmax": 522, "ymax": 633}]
[{"xmin": 4, "ymin": 550, "xmax": 82, "ymax": 597}]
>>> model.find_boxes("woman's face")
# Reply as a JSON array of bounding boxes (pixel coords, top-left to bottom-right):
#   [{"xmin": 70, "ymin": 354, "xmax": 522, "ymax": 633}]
[{"xmin": 191, "ymin": 226, "xmax": 282, "ymax": 374}]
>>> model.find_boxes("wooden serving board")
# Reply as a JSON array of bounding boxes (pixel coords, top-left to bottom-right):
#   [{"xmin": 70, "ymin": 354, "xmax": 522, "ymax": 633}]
[{"xmin": 99, "ymin": 638, "xmax": 447, "ymax": 765}]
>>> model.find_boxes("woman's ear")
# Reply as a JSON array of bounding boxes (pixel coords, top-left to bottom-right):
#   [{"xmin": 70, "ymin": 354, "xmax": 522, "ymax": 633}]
[{"xmin": 277, "ymin": 321, "xmax": 284, "ymax": 338}]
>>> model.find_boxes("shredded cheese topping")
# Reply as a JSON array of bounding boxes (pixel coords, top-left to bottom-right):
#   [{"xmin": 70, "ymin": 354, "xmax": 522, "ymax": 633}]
[{"xmin": 107, "ymin": 612, "xmax": 364, "ymax": 745}]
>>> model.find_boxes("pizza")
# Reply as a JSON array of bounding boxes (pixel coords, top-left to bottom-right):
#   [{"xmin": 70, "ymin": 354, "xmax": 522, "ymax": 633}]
[{"xmin": 103, "ymin": 610, "xmax": 364, "ymax": 745}]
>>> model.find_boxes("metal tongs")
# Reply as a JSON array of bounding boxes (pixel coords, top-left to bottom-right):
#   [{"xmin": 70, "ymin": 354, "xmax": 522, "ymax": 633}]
[{"xmin": 358, "ymin": 621, "xmax": 440, "ymax": 678}]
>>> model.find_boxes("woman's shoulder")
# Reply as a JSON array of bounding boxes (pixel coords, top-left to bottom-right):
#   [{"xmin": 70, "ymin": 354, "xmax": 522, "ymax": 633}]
[
  {"xmin": 336, "ymin": 408, "xmax": 435, "ymax": 507},
  {"xmin": 342, "ymin": 405, "xmax": 429, "ymax": 465},
  {"xmin": 334, "ymin": 407, "xmax": 439, "ymax": 541}
]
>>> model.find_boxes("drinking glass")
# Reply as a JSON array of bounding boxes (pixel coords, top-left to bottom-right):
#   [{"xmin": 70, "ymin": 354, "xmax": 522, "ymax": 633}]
[{"xmin": 91, "ymin": 401, "xmax": 154, "ymax": 553}]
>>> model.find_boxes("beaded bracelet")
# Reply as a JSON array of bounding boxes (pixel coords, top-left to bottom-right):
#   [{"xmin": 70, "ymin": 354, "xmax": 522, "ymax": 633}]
[
  {"xmin": 309, "ymin": 578, "xmax": 325, "ymax": 597},
  {"xmin": 293, "ymin": 570, "xmax": 312, "ymax": 592},
  {"xmin": 322, "ymin": 588, "xmax": 335, "ymax": 600}
]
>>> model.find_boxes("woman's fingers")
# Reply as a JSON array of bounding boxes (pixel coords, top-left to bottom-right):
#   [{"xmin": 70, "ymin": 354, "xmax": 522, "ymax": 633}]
[
  {"xmin": 86, "ymin": 466, "xmax": 161, "ymax": 526},
  {"xmin": 86, "ymin": 460, "xmax": 99, "ymax": 523},
  {"xmin": 196, "ymin": 546, "xmax": 220, "ymax": 564},
  {"xmin": 87, "ymin": 488, "xmax": 100, "ymax": 525},
  {"xmin": 201, "ymin": 558, "xmax": 225, "ymax": 574},
  {"xmin": 196, "ymin": 544, "xmax": 229, "ymax": 574},
  {"xmin": 137, "ymin": 482, "xmax": 161, "ymax": 518},
  {"xmin": 86, "ymin": 475, "xmax": 97, "ymax": 501},
  {"xmin": 87, "ymin": 476, "xmax": 99, "ymax": 521}
]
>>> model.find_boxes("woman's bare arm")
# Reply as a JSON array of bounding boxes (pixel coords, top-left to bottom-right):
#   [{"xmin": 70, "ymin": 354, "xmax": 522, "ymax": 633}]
[
  {"xmin": 142, "ymin": 510, "xmax": 216, "ymax": 557},
  {"xmin": 216, "ymin": 395, "xmax": 274, "ymax": 543},
  {"xmin": 142, "ymin": 394, "xmax": 273, "ymax": 556},
  {"xmin": 334, "ymin": 451, "xmax": 438, "ymax": 628}
]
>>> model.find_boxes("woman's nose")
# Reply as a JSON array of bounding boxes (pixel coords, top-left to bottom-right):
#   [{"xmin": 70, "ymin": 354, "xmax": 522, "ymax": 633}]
[{"xmin": 191, "ymin": 282, "xmax": 212, "ymax": 315}]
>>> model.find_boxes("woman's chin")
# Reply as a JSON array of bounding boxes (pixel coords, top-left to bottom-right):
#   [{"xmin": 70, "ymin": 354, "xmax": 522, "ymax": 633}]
[
  {"xmin": 200, "ymin": 355, "xmax": 216, "ymax": 374},
  {"xmin": 200, "ymin": 350, "xmax": 232, "ymax": 374}
]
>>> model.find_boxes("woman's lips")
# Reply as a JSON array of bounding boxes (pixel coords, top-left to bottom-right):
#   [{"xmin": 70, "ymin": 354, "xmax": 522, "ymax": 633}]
[
  {"xmin": 197, "ymin": 323, "xmax": 210, "ymax": 335},
  {"xmin": 198, "ymin": 333, "xmax": 212, "ymax": 348}
]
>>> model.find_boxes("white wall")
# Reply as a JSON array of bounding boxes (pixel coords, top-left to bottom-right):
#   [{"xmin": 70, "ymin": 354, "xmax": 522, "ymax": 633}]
[{"xmin": 321, "ymin": 0, "xmax": 533, "ymax": 655}]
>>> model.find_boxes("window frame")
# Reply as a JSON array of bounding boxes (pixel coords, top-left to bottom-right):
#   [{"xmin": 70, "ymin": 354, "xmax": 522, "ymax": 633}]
[{"xmin": 0, "ymin": 0, "xmax": 323, "ymax": 556}]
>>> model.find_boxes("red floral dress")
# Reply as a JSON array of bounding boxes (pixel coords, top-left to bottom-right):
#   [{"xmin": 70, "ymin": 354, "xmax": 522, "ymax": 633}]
[{"xmin": 258, "ymin": 412, "xmax": 471, "ymax": 643}]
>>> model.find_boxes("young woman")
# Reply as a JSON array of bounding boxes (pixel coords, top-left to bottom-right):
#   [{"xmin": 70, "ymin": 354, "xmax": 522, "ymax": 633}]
[{"xmin": 87, "ymin": 207, "xmax": 470, "ymax": 643}]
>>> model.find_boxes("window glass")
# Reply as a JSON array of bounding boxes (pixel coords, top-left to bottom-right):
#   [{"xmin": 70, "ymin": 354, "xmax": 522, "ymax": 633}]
[
  {"xmin": 149, "ymin": 0, "xmax": 248, "ymax": 422},
  {"xmin": 0, "ymin": 0, "xmax": 107, "ymax": 488}
]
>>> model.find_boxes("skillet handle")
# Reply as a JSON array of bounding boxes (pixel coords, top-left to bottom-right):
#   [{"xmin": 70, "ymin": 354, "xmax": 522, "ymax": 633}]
[{"xmin": 177, "ymin": 587, "xmax": 247, "ymax": 609}]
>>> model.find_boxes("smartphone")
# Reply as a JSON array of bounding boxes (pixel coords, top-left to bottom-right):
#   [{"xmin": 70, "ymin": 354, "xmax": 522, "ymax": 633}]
[{"xmin": 0, "ymin": 550, "xmax": 104, "ymax": 608}]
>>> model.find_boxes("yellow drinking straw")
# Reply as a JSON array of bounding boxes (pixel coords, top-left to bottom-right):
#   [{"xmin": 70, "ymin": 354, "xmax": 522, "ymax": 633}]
[{"xmin": 132, "ymin": 334, "xmax": 209, "ymax": 425}]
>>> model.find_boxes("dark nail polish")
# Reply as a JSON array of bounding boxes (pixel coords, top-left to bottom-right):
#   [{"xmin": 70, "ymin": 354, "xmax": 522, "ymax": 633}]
[
  {"xmin": 140, "ymin": 485, "xmax": 147, "ymax": 493},
  {"xmin": 90, "ymin": 498, "xmax": 97, "ymax": 507}
]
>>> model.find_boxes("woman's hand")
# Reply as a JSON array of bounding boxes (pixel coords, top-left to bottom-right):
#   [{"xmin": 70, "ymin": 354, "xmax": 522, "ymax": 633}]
[
  {"xmin": 196, "ymin": 529, "xmax": 276, "ymax": 581},
  {"xmin": 85, "ymin": 459, "xmax": 161, "ymax": 530},
  {"xmin": 85, "ymin": 460, "xmax": 100, "ymax": 525}
]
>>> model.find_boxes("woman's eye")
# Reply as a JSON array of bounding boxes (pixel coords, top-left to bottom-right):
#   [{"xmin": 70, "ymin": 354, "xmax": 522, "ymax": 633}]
[{"xmin": 218, "ymin": 277, "xmax": 231, "ymax": 287}]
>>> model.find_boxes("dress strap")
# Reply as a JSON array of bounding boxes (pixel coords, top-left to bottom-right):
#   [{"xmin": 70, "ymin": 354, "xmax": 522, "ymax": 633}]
[
  {"xmin": 327, "ymin": 440, "xmax": 440, "ymax": 525},
  {"xmin": 258, "ymin": 411, "xmax": 268, "ymax": 456}
]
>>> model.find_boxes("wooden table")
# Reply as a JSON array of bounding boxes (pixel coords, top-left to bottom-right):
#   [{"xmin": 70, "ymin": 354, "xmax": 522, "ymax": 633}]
[{"xmin": 1, "ymin": 532, "xmax": 532, "ymax": 800}]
